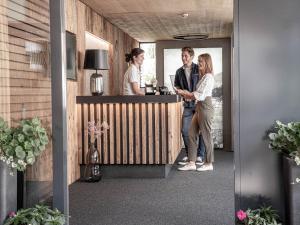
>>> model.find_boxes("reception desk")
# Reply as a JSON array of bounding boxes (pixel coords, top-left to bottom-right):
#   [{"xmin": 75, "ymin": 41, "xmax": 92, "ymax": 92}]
[{"xmin": 76, "ymin": 95, "xmax": 182, "ymax": 177}]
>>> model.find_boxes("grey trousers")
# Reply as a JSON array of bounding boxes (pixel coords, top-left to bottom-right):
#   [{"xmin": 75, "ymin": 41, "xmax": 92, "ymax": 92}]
[{"xmin": 188, "ymin": 97, "xmax": 214, "ymax": 163}]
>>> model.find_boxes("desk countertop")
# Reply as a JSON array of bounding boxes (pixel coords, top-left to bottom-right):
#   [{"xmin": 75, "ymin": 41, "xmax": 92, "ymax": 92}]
[{"xmin": 76, "ymin": 95, "xmax": 181, "ymax": 104}]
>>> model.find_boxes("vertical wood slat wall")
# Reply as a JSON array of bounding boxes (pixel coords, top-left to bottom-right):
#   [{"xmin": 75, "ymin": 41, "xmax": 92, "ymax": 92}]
[
  {"xmin": 65, "ymin": 0, "xmax": 139, "ymax": 183},
  {"xmin": 78, "ymin": 102, "xmax": 182, "ymax": 165}
]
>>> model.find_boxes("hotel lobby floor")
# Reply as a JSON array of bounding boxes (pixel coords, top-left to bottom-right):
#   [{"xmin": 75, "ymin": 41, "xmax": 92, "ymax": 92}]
[{"xmin": 69, "ymin": 150, "xmax": 234, "ymax": 225}]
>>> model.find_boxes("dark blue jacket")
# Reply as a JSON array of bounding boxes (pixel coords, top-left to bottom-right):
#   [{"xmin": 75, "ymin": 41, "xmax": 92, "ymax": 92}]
[{"xmin": 174, "ymin": 62, "xmax": 199, "ymax": 108}]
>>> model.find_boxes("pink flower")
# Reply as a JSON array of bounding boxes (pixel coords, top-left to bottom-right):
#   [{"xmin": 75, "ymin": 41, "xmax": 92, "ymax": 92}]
[
  {"xmin": 236, "ymin": 210, "xmax": 247, "ymax": 221},
  {"xmin": 8, "ymin": 211, "xmax": 16, "ymax": 218}
]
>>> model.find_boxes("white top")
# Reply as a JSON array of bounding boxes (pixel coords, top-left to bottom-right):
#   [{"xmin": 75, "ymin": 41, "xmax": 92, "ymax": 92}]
[
  {"xmin": 183, "ymin": 66, "xmax": 191, "ymax": 90},
  {"xmin": 123, "ymin": 64, "xmax": 141, "ymax": 95},
  {"xmin": 193, "ymin": 73, "xmax": 215, "ymax": 101}
]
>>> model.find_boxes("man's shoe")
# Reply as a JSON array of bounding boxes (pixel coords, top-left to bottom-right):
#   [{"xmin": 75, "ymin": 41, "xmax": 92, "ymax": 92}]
[
  {"xmin": 178, "ymin": 162, "xmax": 196, "ymax": 171},
  {"xmin": 196, "ymin": 164, "xmax": 213, "ymax": 171},
  {"xmin": 195, "ymin": 156, "xmax": 204, "ymax": 166},
  {"xmin": 178, "ymin": 156, "xmax": 188, "ymax": 165}
]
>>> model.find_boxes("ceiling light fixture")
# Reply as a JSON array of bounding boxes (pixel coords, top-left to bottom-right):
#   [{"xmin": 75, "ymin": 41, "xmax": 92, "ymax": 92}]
[
  {"xmin": 180, "ymin": 13, "xmax": 189, "ymax": 18},
  {"xmin": 173, "ymin": 33, "xmax": 209, "ymax": 40}
]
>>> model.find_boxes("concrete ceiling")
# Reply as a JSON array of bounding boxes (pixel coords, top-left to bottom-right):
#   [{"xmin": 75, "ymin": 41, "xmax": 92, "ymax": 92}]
[{"xmin": 81, "ymin": 0, "xmax": 233, "ymax": 42}]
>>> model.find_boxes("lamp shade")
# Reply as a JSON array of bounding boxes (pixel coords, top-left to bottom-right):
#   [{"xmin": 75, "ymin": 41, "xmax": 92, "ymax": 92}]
[{"xmin": 83, "ymin": 49, "xmax": 109, "ymax": 70}]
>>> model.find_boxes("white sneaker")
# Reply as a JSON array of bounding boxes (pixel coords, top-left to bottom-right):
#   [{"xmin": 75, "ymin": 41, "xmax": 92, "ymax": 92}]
[
  {"xmin": 196, "ymin": 164, "xmax": 213, "ymax": 172},
  {"xmin": 178, "ymin": 162, "xmax": 196, "ymax": 171},
  {"xmin": 178, "ymin": 156, "xmax": 188, "ymax": 165},
  {"xmin": 195, "ymin": 157, "xmax": 204, "ymax": 166}
]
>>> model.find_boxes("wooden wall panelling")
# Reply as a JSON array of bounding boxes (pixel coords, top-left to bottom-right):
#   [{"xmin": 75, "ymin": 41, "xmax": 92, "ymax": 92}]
[
  {"xmin": 78, "ymin": 102, "xmax": 182, "ymax": 165},
  {"xmin": 103, "ymin": 20, "xmax": 114, "ymax": 93},
  {"xmin": 82, "ymin": 104, "xmax": 88, "ymax": 164},
  {"xmin": 154, "ymin": 104, "xmax": 160, "ymax": 164},
  {"xmin": 76, "ymin": 1, "xmax": 86, "ymax": 96},
  {"xmin": 121, "ymin": 103, "xmax": 127, "ymax": 164},
  {"xmin": 148, "ymin": 104, "xmax": 153, "ymax": 164},
  {"xmin": 65, "ymin": 0, "xmax": 77, "ymax": 34},
  {"xmin": 66, "ymin": 0, "xmax": 139, "ymax": 183},
  {"xmin": 84, "ymin": 5, "xmax": 93, "ymax": 34},
  {"xmin": 5, "ymin": 1, "xmax": 50, "ymax": 25},
  {"xmin": 3, "ymin": 0, "xmax": 53, "ymax": 182},
  {"xmin": 115, "ymin": 103, "xmax": 121, "ymax": 164},
  {"xmin": 102, "ymin": 104, "xmax": 108, "ymax": 164},
  {"xmin": 91, "ymin": 10, "xmax": 103, "ymax": 37},
  {"xmin": 108, "ymin": 104, "xmax": 114, "ymax": 164},
  {"xmin": 77, "ymin": 104, "xmax": 82, "ymax": 164},
  {"xmin": 67, "ymin": 82, "xmax": 78, "ymax": 184},
  {"xmin": 0, "ymin": 5, "xmax": 11, "ymax": 123},
  {"xmin": 95, "ymin": 104, "xmax": 101, "ymax": 163},
  {"xmin": 141, "ymin": 103, "xmax": 147, "ymax": 164},
  {"xmin": 134, "ymin": 103, "xmax": 140, "ymax": 164},
  {"xmin": 117, "ymin": 30, "xmax": 125, "ymax": 95},
  {"xmin": 128, "ymin": 103, "xmax": 134, "ymax": 164},
  {"xmin": 112, "ymin": 26, "xmax": 119, "ymax": 95},
  {"xmin": 167, "ymin": 104, "xmax": 174, "ymax": 163},
  {"xmin": 65, "ymin": 0, "xmax": 79, "ymax": 184},
  {"xmin": 161, "ymin": 104, "xmax": 166, "ymax": 164}
]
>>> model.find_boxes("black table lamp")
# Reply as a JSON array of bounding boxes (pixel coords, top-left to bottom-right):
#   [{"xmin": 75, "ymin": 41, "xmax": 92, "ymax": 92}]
[{"xmin": 84, "ymin": 49, "xmax": 109, "ymax": 96}]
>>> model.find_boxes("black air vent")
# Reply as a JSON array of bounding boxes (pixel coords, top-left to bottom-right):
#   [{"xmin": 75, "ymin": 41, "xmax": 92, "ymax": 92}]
[{"xmin": 173, "ymin": 33, "xmax": 209, "ymax": 40}]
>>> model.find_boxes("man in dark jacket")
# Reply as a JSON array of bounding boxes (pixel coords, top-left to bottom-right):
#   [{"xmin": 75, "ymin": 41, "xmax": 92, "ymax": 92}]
[{"xmin": 174, "ymin": 47, "xmax": 205, "ymax": 165}]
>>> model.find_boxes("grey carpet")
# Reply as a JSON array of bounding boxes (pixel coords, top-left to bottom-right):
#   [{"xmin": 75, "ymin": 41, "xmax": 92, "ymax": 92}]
[{"xmin": 69, "ymin": 150, "xmax": 234, "ymax": 225}]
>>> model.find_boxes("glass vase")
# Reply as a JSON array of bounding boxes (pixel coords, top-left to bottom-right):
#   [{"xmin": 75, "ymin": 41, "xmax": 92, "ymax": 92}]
[{"xmin": 83, "ymin": 141, "xmax": 102, "ymax": 182}]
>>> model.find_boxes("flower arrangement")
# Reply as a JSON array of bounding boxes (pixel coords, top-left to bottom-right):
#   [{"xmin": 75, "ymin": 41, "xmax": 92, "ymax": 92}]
[
  {"xmin": 236, "ymin": 206, "xmax": 281, "ymax": 225},
  {"xmin": 268, "ymin": 120, "xmax": 300, "ymax": 183},
  {"xmin": 4, "ymin": 204, "xmax": 65, "ymax": 225},
  {"xmin": 86, "ymin": 120, "xmax": 109, "ymax": 144},
  {"xmin": 0, "ymin": 117, "xmax": 49, "ymax": 175}
]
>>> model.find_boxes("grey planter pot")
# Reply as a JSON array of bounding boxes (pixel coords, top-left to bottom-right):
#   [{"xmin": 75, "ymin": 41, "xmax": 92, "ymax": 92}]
[
  {"xmin": 283, "ymin": 155, "xmax": 300, "ymax": 225},
  {"xmin": 0, "ymin": 161, "xmax": 17, "ymax": 224}
]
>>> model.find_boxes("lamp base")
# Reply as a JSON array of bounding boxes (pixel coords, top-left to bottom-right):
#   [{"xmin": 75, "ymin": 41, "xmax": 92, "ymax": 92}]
[{"xmin": 92, "ymin": 92, "xmax": 104, "ymax": 96}]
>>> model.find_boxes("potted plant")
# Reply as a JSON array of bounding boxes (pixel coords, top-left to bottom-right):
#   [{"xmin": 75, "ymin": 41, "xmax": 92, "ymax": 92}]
[
  {"xmin": 0, "ymin": 117, "xmax": 49, "ymax": 174},
  {"xmin": 236, "ymin": 206, "xmax": 281, "ymax": 225},
  {"xmin": 4, "ymin": 204, "xmax": 65, "ymax": 225},
  {"xmin": 0, "ymin": 117, "xmax": 49, "ymax": 218},
  {"xmin": 268, "ymin": 120, "xmax": 300, "ymax": 225}
]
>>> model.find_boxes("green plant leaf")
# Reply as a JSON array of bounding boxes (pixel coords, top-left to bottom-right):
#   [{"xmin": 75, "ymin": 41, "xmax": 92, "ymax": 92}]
[
  {"xmin": 23, "ymin": 124, "xmax": 33, "ymax": 135},
  {"xmin": 32, "ymin": 117, "xmax": 41, "ymax": 126},
  {"xmin": 26, "ymin": 155, "xmax": 35, "ymax": 164},
  {"xmin": 15, "ymin": 146, "xmax": 26, "ymax": 159},
  {"xmin": 4, "ymin": 146, "xmax": 14, "ymax": 156},
  {"xmin": 24, "ymin": 141, "xmax": 32, "ymax": 150},
  {"xmin": 17, "ymin": 134, "xmax": 25, "ymax": 143}
]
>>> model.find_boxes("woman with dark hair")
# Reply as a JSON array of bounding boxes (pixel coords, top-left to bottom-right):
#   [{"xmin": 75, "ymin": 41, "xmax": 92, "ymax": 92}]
[
  {"xmin": 123, "ymin": 48, "xmax": 145, "ymax": 95},
  {"xmin": 178, "ymin": 53, "xmax": 215, "ymax": 172}
]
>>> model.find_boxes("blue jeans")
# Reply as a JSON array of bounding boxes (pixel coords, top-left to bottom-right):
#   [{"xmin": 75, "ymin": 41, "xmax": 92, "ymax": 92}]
[{"xmin": 181, "ymin": 107, "xmax": 205, "ymax": 159}]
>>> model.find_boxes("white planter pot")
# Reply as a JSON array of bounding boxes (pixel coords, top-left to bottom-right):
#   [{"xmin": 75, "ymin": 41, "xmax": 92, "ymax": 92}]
[{"xmin": 0, "ymin": 161, "xmax": 17, "ymax": 224}]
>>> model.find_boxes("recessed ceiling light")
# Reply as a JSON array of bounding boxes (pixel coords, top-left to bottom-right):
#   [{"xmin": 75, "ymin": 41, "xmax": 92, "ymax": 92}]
[{"xmin": 180, "ymin": 13, "xmax": 189, "ymax": 18}]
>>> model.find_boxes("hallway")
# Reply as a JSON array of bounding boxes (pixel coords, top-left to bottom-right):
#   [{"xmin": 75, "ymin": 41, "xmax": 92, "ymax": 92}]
[{"xmin": 69, "ymin": 150, "xmax": 234, "ymax": 225}]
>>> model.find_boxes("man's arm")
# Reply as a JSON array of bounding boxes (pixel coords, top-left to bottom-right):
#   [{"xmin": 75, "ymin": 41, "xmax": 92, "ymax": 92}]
[{"xmin": 174, "ymin": 70, "xmax": 182, "ymax": 94}]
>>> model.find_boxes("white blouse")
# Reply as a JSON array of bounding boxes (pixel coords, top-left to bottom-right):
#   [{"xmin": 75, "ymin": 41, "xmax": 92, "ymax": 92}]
[
  {"xmin": 193, "ymin": 73, "xmax": 215, "ymax": 101},
  {"xmin": 123, "ymin": 64, "xmax": 141, "ymax": 95}
]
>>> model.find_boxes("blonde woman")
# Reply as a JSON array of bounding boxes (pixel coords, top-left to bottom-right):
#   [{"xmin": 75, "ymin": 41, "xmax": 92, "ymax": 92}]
[{"xmin": 178, "ymin": 53, "xmax": 215, "ymax": 171}]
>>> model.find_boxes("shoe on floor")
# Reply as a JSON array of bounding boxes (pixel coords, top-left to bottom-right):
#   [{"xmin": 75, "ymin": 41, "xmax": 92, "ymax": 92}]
[
  {"xmin": 196, "ymin": 164, "xmax": 213, "ymax": 171},
  {"xmin": 178, "ymin": 156, "xmax": 188, "ymax": 165},
  {"xmin": 195, "ymin": 156, "xmax": 204, "ymax": 166},
  {"xmin": 178, "ymin": 162, "xmax": 196, "ymax": 171}
]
